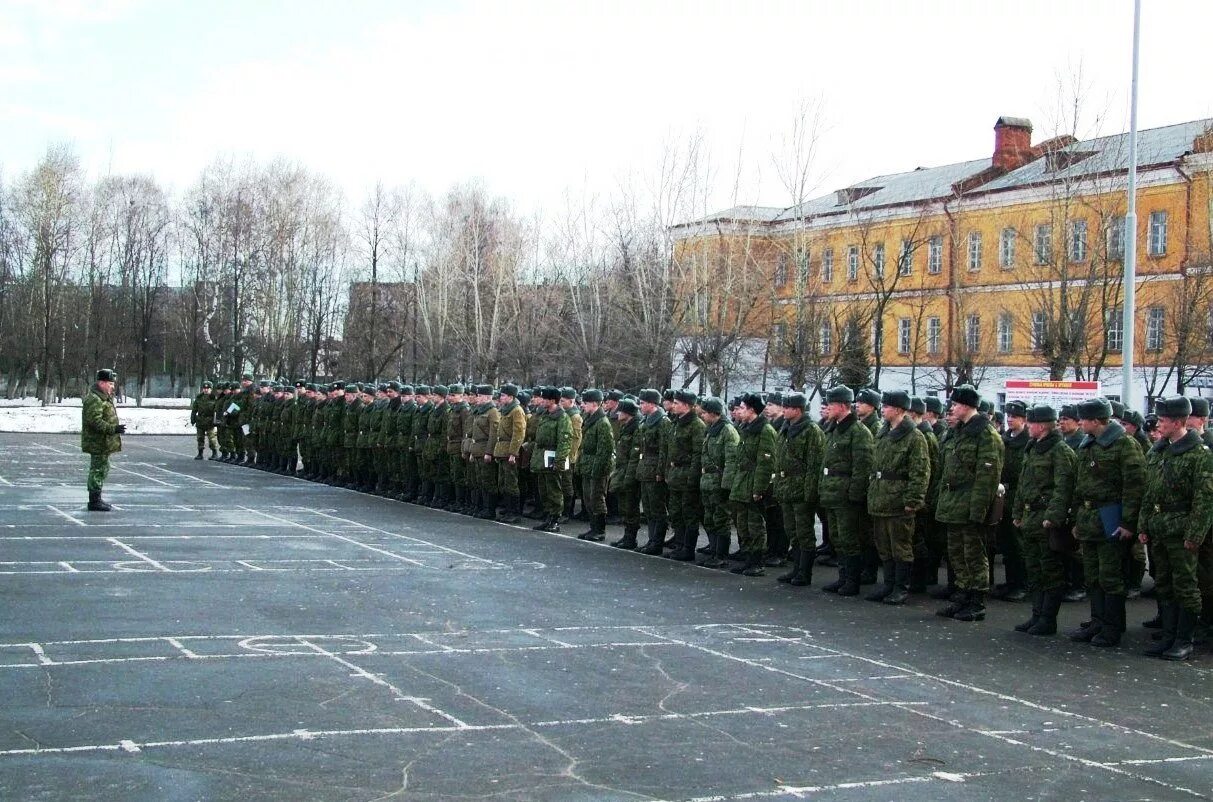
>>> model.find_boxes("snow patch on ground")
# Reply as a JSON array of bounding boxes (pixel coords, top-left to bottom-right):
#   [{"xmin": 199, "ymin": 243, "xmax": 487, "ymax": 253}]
[
  {"xmin": 0, "ymin": 397, "xmax": 191, "ymax": 408},
  {"xmin": 0, "ymin": 405, "xmax": 193, "ymax": 435}
]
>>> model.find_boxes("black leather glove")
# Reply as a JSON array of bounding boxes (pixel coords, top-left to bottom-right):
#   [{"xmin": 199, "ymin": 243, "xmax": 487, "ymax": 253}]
[{"xmin": 115, "ymin": 424, "xmax": 127, "ymax": 434}]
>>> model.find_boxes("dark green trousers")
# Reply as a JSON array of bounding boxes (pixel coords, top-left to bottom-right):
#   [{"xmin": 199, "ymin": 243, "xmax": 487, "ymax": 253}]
[
  {"xmin": 873, "ymin": 514, "xmax": 915, "ymax": 562},
  {"xmin": 87, "ymin": 454, "xmax": 110, "ymax": 492},
  {"xmin": 1081, "ymin": 538, "xmax": 1128, "ymax": 595},
  {"xmin": 731, "ymin": 501, "xmax": 766, "ymax": 552},
  {"xmin": 640, "ymin": 481, "xmax": 668, "ymax": 529},
  {"xmin": 825, "ymin": 504, "xmax": 864, "ymax": 558},
  {"xmin": 781, "ymin": 501, "xmax": 816, "ymax": 551},
  {"xmin": 581, "ymin": 474, "xmax": 608, "ymax": 515},
  {"xmin": 947, "ymin": 523, "xmax": 990, "ymax": 591},
  {"xmin": 1153, "ymin": 534, "xmax": 1201, "ymax": 613}
]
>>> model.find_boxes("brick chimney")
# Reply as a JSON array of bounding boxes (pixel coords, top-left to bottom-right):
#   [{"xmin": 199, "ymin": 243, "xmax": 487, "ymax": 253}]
[{"xmin": 993, "ymin": 116, "xmax": 1033, "ymax": 171}]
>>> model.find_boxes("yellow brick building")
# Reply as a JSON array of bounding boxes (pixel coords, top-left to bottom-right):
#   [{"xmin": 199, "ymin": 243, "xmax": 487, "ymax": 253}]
[{"xmin": 672, "ymin": 117, "xmax": 1213, "ymax": 407}]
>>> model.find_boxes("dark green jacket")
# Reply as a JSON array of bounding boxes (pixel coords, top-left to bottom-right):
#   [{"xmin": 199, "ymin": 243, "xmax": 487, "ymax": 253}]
[
  {"xmin": 425, "ymin": 402, "xmax": 448, "ymax": 460},
  {"xmin": 867, "ymin": 415, "xmax": 930, "ymax": 517},
  {"xmin": 699, "ymin": 418, "xmax": 739, "ymax": 495},
  {"xmin": 190, "ymin": 392, "xmax": 216, "ymax": 426},
  {"xmin": 343, "ymin": 399, "xmax": 362, "ymax": 448},
  {"xmin": 611, "ymin": 416, "xmax": 640, "ymax": 490},
  {"xmin": 325, "ymin": 397, "xmax": 345, "ymax": 447},
  {"xmin": 773, "ymin": 416, "xmax": 824, "ymax": 505},
  {"xmin": 1001, "ymin": 426, "xmax": 1031, "ymax": 515},
  {"xmin": 578, "ymin": 409, "xmax": 615, "ymax": 478},
  {"xmin": 935, "ymin": 413, "xmax": 1003, "ymax": 525},
  {"xmin": 531, "ymin": 407, "xmax": 572, "ymax": 472},
  {"xmin": 636, "ymin": 409, "xmax": 672, "ymax": 483},
  {"xmin": 81, "ymin": 386, "xmax": 122, "ymax": 455},
  {"xmin": 665, "ymin": 411, "xmax": 705, "ymax": 490},
  {"xmin": 861, "ymin": 411, "xmax": 881, "ymax": 437},
  {"xmin": 1012, "ymin": 430, "xmax": 1076, "ymax": 527},
  {"xmin": 1071, "ymin": 421, "xmax": 1145, "ymax": 539},
  {"xmin": 380, "ymin": 397, "xmax": 400, "ymax": 447},
  {"xmin": 917, "ymin": 420, "xmax": 941, "ymax": 509},
  {"xmin": 1139, "ymin": 430, "xmax": 1213, "ymax": 547},
  {"xmin": 395, "ymin": 400, "xmax": 416, "ymax": 449},
  {"xmin": 820, "ymin": 413, "xmax": 872, "ymax": 508},
  {"xmin": 412, "ymin": 402, "xmax": 432, "ymax": 453},
  {"xmin": 730, "ymin": 417, "xmax": 777, "ymax": 503}
]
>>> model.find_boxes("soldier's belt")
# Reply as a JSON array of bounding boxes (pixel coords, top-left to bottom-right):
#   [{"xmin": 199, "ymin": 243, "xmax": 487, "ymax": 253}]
[
  {"xmin": 779, "ymin": 469, "xmax": 805, "ymax": 478},
  {"xmin": 1026, "ymin": 500, "xmax": 1049, "ymax": 512},
  {"xmin": 702, "ymin": 467, "xmax": 719, "ymax": 474},
  {"xmin": 1080, "ymin": 499, "xmax": 1116, "ymax": 509},
  {"xmin": 873, "ymin": 470, "xmax": 907, "ymax": 481},
  {"xmin": 1153, "ymin": 502, "xmax": 1190, "ymax": 513},
  {"xmin": 668, "ymin": 461, "xmax": 690, "ymax": 468},
  {"xmin": 822, "ymin": 468, "xmax": 850, "ymax": 477},
  {"xmin": 942, "ymin": 481, "xmax": 972, "ymax": 491}
]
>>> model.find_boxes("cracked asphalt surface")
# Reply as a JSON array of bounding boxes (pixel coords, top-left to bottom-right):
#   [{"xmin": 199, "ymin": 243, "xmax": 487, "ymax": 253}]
[{"xmin": 1, "ymin": 433, "xmax": 1211, "ymax": 801}]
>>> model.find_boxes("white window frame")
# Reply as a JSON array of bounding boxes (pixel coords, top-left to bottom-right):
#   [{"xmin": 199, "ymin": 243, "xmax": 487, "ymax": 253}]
[
  {"xmin": 1031, "ymin": 311, "xmax": 1046, "ymax": 350},
  {"xmin": 819, "ymin": 321, "xmax": 833, "ymax": 355},
  {"xmin": 873, "ymin": 243, "xmax": 886, "ymax": 279},
  {"xmin": 967, "ymin": 231, "xmax": 982, "ymax": 271},
  {"xmin": 821, "ymin": 247, "xmax": 834, "ymax": 282},
  {"xmin": 1105, "ymin": 306, "xmax": 1123, "ymax": 353},
  {"xmin": 927, "ymin": 235, "xmax": 943, "ymax": 274},
  {"xmin": 1034, "ymin": 223, "xmax": 1052, "ymax": 265},
  {"xmin": 999, "ymin": 227, "xmax": 1016, "ymax": 269},
  {"xmin": 1107, "ymin": 216, "xmax": 1126, "ymax": 261},
  {"xmin": 1148, "ymin": 211, "xmax": 1168, "ymax": 257},
  {"xmin": 997, "ymin": 312, "xmax": 1013, "ymax": 353},
  {"xmin": 1069, "ymin": 219, "xmax": 1088, "ymax": 263},
  {"xmin": 1146, "ymin": 307, "xmax": 1165, "ymax": 351},
  {"xmin": 897, "ymin": 317, "xmax": 911, "ymax": 354},
  {"xmin": 926, "ymin": 316, "xmax": 941, "ymax": 354},
  {"xmin": 965, "ymin": 314, "xmax": 981, "ymax": 352},
  {"xmin": 897, "ymin": 239, "xmax": 913, "ymax": 277},
  {"xmin": 774, "ymin": 253, "xmax": 789, "ymax": 288},
  {"xmin": 846, "ymin": 245, "xmax": 859, "ymax": 281}
]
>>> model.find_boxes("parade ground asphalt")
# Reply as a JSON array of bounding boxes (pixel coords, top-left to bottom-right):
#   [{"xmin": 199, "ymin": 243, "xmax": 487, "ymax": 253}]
[{"xmin": 1, "ymin": 434, "xmax": 1211, "ymax": 802}]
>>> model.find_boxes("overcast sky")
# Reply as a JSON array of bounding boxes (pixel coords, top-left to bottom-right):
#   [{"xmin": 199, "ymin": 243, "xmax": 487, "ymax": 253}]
[{"xmin": 2, "ymin": 0, "xmax": 1210, "ymax": 217}]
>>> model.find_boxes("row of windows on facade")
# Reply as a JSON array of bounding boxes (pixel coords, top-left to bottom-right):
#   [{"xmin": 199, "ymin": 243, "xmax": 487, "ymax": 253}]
[
  {"xmin": 772, "ymin": 306, "xmax": 1170, "ymax": 357},
  {"xmin": 771, "ymin": 211, "xmax": 1169, "ymax": 288}
]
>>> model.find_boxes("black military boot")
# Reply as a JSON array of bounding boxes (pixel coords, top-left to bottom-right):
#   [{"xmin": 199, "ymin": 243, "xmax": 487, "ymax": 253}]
[
  {"xmin": 730, "ymin": 551, "xmax": 765, "ymax": 577},
  {"xmin": 667, "ymin": 527, "xmax": 696, "ymax": 561},
  {"xmin": 791, "ymin": 549, "xmax": 815, "ymax": 586},
  {"xmin": 1015, "ymin": 591, "xmax": 1043, "ymax": 632},
  {"xmin": 1143, "ymin": 603, "xmax": 1177, "ymax": 656},
  {"xmin": 952, "ymin": 591, "xmax": 987, "ymax": 622},
  {"xmin": 1027, "ymin": 589, "xmax": 1063, "ymax": 636},
  {"xmin": 1067, "ymin": 588, "xmax": 1104, "ymax": 642},
  {"xmin": 611, "ymin": 526, "xmax": 639, "ymax": 550},
  {"xmin": 838, "ymin": 556, "xmax": 862, "ymax": 596},
  {"xmin": 539, "ymin": 515, "xmax": 560, "ymax": 533},
  {"xmin": 776, "ymin": 548, "xmax": 804, "ymax": 583},
  {"xmin": 865, "ymin": 560, "xmax": 896, "ymax": 602},
  {"xmin": 821, "ymin": 555, "xmax": 848, "ymax": 594},
  {"xmin": 195, "ymin": 448, "xmax": 204, "ymax": 460},
  {"xmin": 587, "ymin": 514, "xmax": 607, "ymax": 542},
  {"xmin": 1142, "ymin": 599, "xmax": 1164, "ymax": 629},
  {"xmin": 209, "ymin": 449, "xmax": 220, "ymax": 461},
  {"xmin": 1161, "ymin": 608, "xmax": 1197, "ymax": 661},
  {"xmin": 560, "ymin": 497, "xmax": 574, "ymax": 524},
  {"xmin": 701, "ymin": 532, "xmax": 730, "ymax": 569},
  {"xmin": 930, "ymin": 564, "xmax": 958, "ymax": 599},
  {"xmin": 936, "ymin": 590, "xmax": 969, "ymax": 619},
  {"xmin": 859, "ymin": 547, "xmax": 879, "ymax": 585},
  {"xmin": 883, "ymin": 561, "xmax": 911, "ymax": 605},
  {"xmin": 576, "ymin": 515, "xmax": 599, "ymax": 540},
  {"xmin": 87, "ymin": 491, "xmax": 112, "ymax": 512},
  {"xmin": 1091, "ymin": 593, "xmax": 1125, "ymax": 647},
  {"xmin": 497, "ymin": 495, "xmax": 522, "ymax": 525},
  {"xmin": 475, "ymin": 492, "xmax": 497, "ymax": 519},
  {"xmin": 639, "ymin": 523, "xmax": 664, "ymax": 556}
]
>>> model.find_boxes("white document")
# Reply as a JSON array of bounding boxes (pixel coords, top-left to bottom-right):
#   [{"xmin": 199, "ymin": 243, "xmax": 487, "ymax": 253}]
[
  {"xmin": 544, "ymin": 450, "xmax": 557, "ymax": 469},
  {"xmin": 226, "ymin": 402, "xmax": 240, "ymax": 415},
  {"xmin": 241, "ymin": 424, "xmax": 250, "ymax": 435}
]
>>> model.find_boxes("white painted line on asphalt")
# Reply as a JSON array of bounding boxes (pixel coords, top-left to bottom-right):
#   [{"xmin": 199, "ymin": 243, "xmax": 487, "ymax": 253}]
[
  {"xmin": 240, "ymin": 506, "xmax": 429, "ymax": 568},
  {"xmin": 107, "ymin": 463, "xmax": 177, "ymax": 487},
  {"xmin": 46, "ymin": 505, "xmax": 87, "ymax": 527},
  {"xmin": 164, "ymin": 638, "xmax": 201, "ymax": 659},
  {"xmin": 57, "ymin": 561, "xmax": 79, "ymax": 573},
  {"xmin": 106, "ymin": 537, "xmax": 171, "ymax": 572},
  {"xmin": 306, "ymin": 509, "xmax": 497, "ymax": 565},
  {"xmin": 0, "ymin": 473, "xmax": 12, "ymax": 485},
  {"xmin": 133, "ymin": 461, "xmax": 226, "ymax": 488}
]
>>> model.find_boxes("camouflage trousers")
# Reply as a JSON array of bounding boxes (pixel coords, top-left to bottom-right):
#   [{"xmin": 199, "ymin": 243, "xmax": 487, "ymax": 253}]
[
  {"xmin": 639, "ymin": 481, "xmax": 668, "ymax": 528},
  {"xmin": 780, "ymin": 501, "xmax": 816, "ymax": 551},
  {"xmin": 537, "ymin": 470, "xmax": 563, "ymax": 516},
  {"xmin": 872, "ymin": 514, "xmax": 915, "ymax": 563},
  {"xmin": 824, "ymin": 504, "xmax": 864, "ymax": 558},
  {"xmin": 1080, "ymin": 537, "xmax": 1129, "ymax": 595},
  {"xmin": 615, "ymin": 482, "xmax": 641, "ymax": 530},
  {"xmin": 947, "ymin": 523, "xmax": 990, "ymax": 592},
  {"xmin": 194, "ymin": 425, "xmax": 218, "ymax": 452},
  {"xmin": 476, "ymin": 458, "xmax": 499, "ymax": 494},
  {"xmin": 87, "ymin": 454, "xmax": 110, "ymax": 492},
  {"xmin": 702, "ymin": 489, "xmax": 730, "ymax": 542},
  {"xmin": 731, "ymin": 501, "xmax": 766, "ymax": 553},
  {"xmin": 580, "ymin": 474, "xmax": 608, "ymax": 516},
  {"xmin": 1152, "ymin": 533, "xmax": 1201, "ymax": 614},
  {"xmin": 498, "ymin": 459, "xmax": 519, "ymax": 499},
  {"xmin": 667, "ymin": 485, "xmax": 701, "ymax": 533},
  {"xmin": 1019, "ymin": 515, "xmax": 1067, "ymax": 593}
]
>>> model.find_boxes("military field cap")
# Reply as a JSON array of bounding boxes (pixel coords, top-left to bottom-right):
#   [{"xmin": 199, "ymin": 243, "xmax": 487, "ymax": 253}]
[
  {"xmin": 582, "ymin": 389, "xmax": 604, "ymax": 403},
  {"xmin": 618, "ymin": 398, "xmax": 639, "ymax": 416},
  {"xmin": 446, "ymin": 382, "xmax": 463, "ymax": 394},
  {"xmin": 607, "ymin": 389, "xmax": 624, "ymax": 402},
  {"xmin": 1189, "ymin": 397, "xmax": 1210, "ymax": 418},
  {"xmin": 474, "ymin": 384, "xmax": 491, "ymax": 396},
  {"xmin": 387, "ymin": 381, "xmax": 401, "ymax": 391},
  {"xmin": 517, "ymin": 390, "xmax": 532, "ymax": 404},
  {"xmin": 95, "ymin": 368, "xmax": 117, "ymax": 382},
  {"xmin": 294, "ymin": 379, "xmax": 305, "ymax": 388},
  {"xmin": 283, "ymin": 385, "xmax": 295, "ymax": 393},
  {"xmin": 978, "ymin": 399, "xmax": 994, "ymax": 414},
  {"xmin": 1144, "ymin": 413, "xmax": 1159, "ymax": 431},
  {"xmin": 432, "ymin": 385, "xmax": 448, "ymax": 396},
  {"xmin": 201, "ymin": 380, "xmax": 213, "ymax": 388},
  {"xmin": 950, "ymin": 384, "xmax": 981, "ymax": 409},
  {"xmin": 824, "ymin": 386, "xmax": 854, "ymax": 405},
  {"xmin": 993, "ymin": 410, "xmax": 1005, "ymax": 425},
  {"xmin": 1005, "ymin": 400, "xmax": 1028, "ymax": 418},
  {"xmin": 241, "ymin": 373, "xmax": 253, "ymax": 381},
  {"xmin": 343, "ymin": 383, "xmax": 358, "ymax": 392},
  {"xmin": 638, "ymin": 388, "xmax": 661, "ymax": 404},
  {"xmin": 740, "ymin": 392, "xmax": 766, "ymax": 414},
  {"xmin": 1026, "ymin": 404, "xmax": 1057, "ymax": 423},
  {"xmin": 857, "ymin": 388, "xmax": 882, "ymax": 408},
  {"xmin": 700, "ymin": 397, "xmax": 724, "ymax": 415},
  {"xmin": 399, "ymin": 384, "xmax": 414, "ymax": 394},
  {"xmin": 880, "ymin": 390, "xmax": 910, "ymax": 410},
  {"xmin": 541, "ymin": 386, "xmax": 561, "ymax": 401},
  {"xmin": 1156, "ymin": 396, "xmax": 1193, "ymax": 419},
  {"xmin": 659, "ymin": 389, "xmax": 672, "ymax": 402},
  {"xmin": 1077, "ymin": 397, "xmax": 1113, "ymax": 420},
  {"xmin": 329, "ymin": 381, "xmax": 343, "ymax": 391},
  {"xmin": 910, "ymin": 397, "xmax": 925, "ymax": 415},
  {"xmin": 500, "ymin": 383, "xmax": 519, "ymax": 397},
  {"xmin": 783, "ymin": 392, "xmax": 807, "ymax": 410},
  {"xmin": 1059, "ymin": 404, "xmax": 1078, "ymax": 420},
  {"xmin": 1125, "ymin": 410, "xmax": 1145, "ymax": 429},
  {"xmin": 766, "ymin": 391, "xmax": 784, "ymax": 406},
  {"xmin": 674, "ymin": 389, "xmax": 697, "ymax": 406},
  {"xmin": 557, "ymin": 386, "xmax": 575, "ymax": 400},
  {"xmin": 1110, "ymin": 400, "xmax": 1126, "ymax": 420},
  {"xmin": 924, "ymin": 397, "xmax": 944, "ymax": 414},
  {"xmin": 258, "ymin": 379, "xmax": 271, "ymax": 388},
  {"xmin": 415, "ymin": 384, "xmax": 431, "ymax": 394}
]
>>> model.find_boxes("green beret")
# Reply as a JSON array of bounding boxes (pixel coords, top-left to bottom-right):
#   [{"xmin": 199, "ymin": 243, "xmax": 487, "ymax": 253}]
[
  {"xmin": 924, "ymin": 397, "xmax": 944, "ymax": 415},
  {"xmin": 500, "ymin": 383, "xmax": 519, "ymax": 397},
  {"xmin": 1026, "ymin": 404, "xmax": 1057, "ymax": 423},
  {"xmin": 950, "ymin": 384, "xmax": 981, "ymax": 409},
  {"xmin": 824, "ymin": 386, "xmax": 854, "ymax": 405},
  {"xmin": 909, "ymin": 397, "xmax": 925, "ymax": 415},
  {"xmin": 1077, "ymin": 397, "xmax": 1113, "ymax": 420},
  {"xmin": 1156, "ymin": 396, "xmax": 1192, "ymax": 419},
  {"xmin": 638, "ymin": 388, "xmax": 662, "ymax": 404},
  {"xmin": 1004, "ymin": 400, "xmax": 1028, "ymax": 418},
  {"xmin": 1189, "ymin": 397, "xmax": 1209, "ymax": 418},
  {"xmin": 674, "ymin": 389, "xmax": 697, "ymax": 405},
  {"xmin": 618, "ymin": 398, "xmax": 639, "ymax": 416},
  {"xmin": 881, "ymin": 390, "xmax": 910, "ymax": 411},
  {"xmin": 581, "ymin": 389, "xmax": 604, "ymax": 403},
  {"xmin": 700, "ymin": 397, "xmax": 724, "ymax": 415},
  {"xmin": 782, "ymin": 392, "xmax": 806, "ymax": 410},
  {"xmin": 857, "ymin": 388, "xmax": 882, "ymax": 408}
]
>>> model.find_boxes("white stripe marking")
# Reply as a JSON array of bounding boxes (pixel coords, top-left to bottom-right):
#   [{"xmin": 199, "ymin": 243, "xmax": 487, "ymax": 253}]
[
  {"xmin": 240, "ymin": 507, "xmax": 427, "ymax": 567},
  {"xmin": 46, "ymin": 505, "xmax": 87, "ymax": 527},
  {"xmin": 106, "ymin": 538, "xmax": 171, "ymax": 572}
]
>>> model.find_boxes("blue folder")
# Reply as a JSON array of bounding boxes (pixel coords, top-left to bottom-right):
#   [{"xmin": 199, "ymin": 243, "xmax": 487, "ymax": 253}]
[{"xmin": 1098, "ymin": 503, "xmax": 1123, "ymax": 540}]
